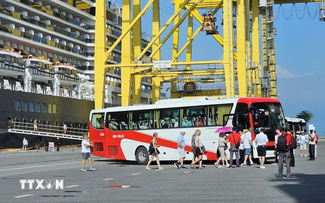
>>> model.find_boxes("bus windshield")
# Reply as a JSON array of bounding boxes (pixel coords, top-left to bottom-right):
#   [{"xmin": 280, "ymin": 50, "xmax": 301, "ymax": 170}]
[{"xmin": 251, "ymin": 102, "xmax": 286, "ymax": 141}]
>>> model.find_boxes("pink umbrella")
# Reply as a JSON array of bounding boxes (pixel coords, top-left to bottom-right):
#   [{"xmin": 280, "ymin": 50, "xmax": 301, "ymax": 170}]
[{"xmin": 215, "ymin": 126, "xmax": 233, "ymax": 133}]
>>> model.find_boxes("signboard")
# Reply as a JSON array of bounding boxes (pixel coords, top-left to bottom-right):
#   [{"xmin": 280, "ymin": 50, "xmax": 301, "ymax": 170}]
[
  {"xmin": 49, "ymin": 142, "xmax": 55, "ymax": 152},
  {"xmin": 153, "ymin": 60, "xmax": 171, "ymax": 68}
]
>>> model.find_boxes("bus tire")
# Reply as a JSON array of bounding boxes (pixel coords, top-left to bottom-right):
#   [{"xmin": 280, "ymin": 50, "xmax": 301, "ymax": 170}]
[{"xmin": 135, "ymin": 147, "xmax": 149, "ymax": 165}]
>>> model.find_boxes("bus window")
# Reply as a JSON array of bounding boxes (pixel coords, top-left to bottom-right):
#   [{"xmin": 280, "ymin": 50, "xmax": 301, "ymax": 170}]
[
  {"xmin": 105, "ymin": 112, "xmax": 128, "ymax": 130},
  {"xmin": 157, "ymin": 108, "xmax": 179, "ymax": 128},
  {"xmin": 181, "ymin": 106, "xmax": 206, "ymax": 127},
  {"xmin": 130, "ymin": 110, "xmax": 154, "ymax": 130},
  {"xmin": 233, "ymin": 103, "xmax": 250, "ymax": 130},
  {"xmin": 208, "ymin": 104, "xmax": 233, "ymax": 126},
  {"xmin": 91, "ymin": 113, "xmax": 104, "ymax": 129}
]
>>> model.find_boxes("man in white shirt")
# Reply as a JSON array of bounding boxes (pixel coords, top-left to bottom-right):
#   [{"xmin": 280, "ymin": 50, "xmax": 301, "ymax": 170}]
[
  {"xmin": 81, "ymin": 135, "xmax": 96, "ymax": 172},
  {"xmin": 308, "ymin": 130, "xmax": 316, "ymax": 161},
  {"xmin": 255, "ymin": 128, "xmax": 269, "ymax": 169},
  {"xmin": 242, "ymin": 128, "xmax": 255, "ymax": 166},
  {"xmin": 22, "ymin": 137, "xmax": 28, "ymax": 152}
]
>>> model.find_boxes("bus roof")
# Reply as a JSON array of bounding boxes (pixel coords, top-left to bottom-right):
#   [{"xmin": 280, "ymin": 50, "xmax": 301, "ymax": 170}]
[
  {"xmin": 90, "ymin": 97, "xmax": 281, "ymax": 114},
  {"xmin": 285, "ymin": 117, "xmax": 306, "ymax": 123}
]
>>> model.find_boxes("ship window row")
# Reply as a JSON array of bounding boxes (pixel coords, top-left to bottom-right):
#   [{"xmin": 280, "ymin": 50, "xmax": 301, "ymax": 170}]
[
  {"xmin": 0, "ymin": 23, "xmax": 122, "ymax": 61},
  {"xmin": 8, "ymin": 1, "xmax": 122, "ymax": 39},
  {"xmin": 0, "ymin": 6, "xmax": 92, "ymax": 43},
  {"xmin": 15, "ymin": 0, "xmax": 90, "ymax": 27},
  {"xmin": 0, "ymin": 24, "xmax": 91, "ymax": 56},
  {"xmin": 3, "ymin": 3, "xmax": 125, "ymax": 44},
  {"xmin": 91, "ymin": 104, "xmax": 233, "ymax": 130},
  {"xmin": 15, "ymin": 100, "xmax": 58, "ymax": 114}
]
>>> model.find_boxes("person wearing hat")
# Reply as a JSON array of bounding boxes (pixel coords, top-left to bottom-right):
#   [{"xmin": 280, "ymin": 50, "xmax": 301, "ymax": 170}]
[{"xmin": 174, "ymin": 130, "xmax": 187, "ymax": 169}]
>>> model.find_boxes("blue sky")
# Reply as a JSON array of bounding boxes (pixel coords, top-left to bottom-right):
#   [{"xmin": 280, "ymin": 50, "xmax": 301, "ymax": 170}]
[{"xmin": 113, "ymin": 1, "xmax": 325, "ymax": 135}]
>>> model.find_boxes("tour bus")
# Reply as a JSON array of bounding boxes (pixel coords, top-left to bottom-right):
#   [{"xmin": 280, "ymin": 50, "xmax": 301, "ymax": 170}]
[
  {"xmin": 286, "ymin": 117, "xmax": 307, "ymax": 134},
  {"xmin": 89, "ymin": 97, "xmax": 286, "ymax": 164}
]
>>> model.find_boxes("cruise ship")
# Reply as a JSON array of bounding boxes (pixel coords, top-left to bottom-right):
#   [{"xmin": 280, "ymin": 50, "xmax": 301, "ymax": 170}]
[{"xmin": 0, "ymin": 0, "xmax": 158, "ymax": 148}]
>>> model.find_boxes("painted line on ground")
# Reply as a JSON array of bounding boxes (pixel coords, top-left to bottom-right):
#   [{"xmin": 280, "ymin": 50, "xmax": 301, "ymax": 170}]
[
  {"xmin": 0, "ymin": 161, "xmax": 80, "ymax": 172},
  {"xmin": 132, "ymin": 173, "xmax": 141, "ymax": 176},
  {"xmin": 65, "ymin": 185, "xmax": 79, "ymax": 189},
  {"xmin": 103, "ymin": 178, "xmax": 114, "ymax": 181},
  {"xmin": 107, "ymin": 185, "xmax": 131, "ymax": 188},
  {"xmin": 13, "ymin": 194, "xmax": 33, "ymax": 199}
]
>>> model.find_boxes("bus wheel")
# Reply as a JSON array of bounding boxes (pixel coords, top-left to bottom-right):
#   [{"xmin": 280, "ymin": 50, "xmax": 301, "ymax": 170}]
[{"xmin": 136, "ymin": 147, "xmax": 149, "ymax": 165}]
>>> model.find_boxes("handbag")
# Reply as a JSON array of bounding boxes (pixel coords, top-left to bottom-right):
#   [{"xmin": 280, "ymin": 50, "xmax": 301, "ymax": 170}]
[
  {"xmin": 201, "ymin": 145, "xmax": 206, "ymax": 152},
  {"xmin": 224, "ymin": 144, "xmax": 228, "ymax": 151},
  {"xmin": 148, "ymin": 143, "xmax": 154, "ymax": 153}
]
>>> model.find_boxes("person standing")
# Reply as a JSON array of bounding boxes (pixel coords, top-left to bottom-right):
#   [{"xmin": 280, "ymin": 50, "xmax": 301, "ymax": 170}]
[
  {"xmin": 238, "ymin": 130, "xmax": 245, "ymax": 165},
  {"xmin": 308, "ymin": 130, "xmax": 316, "ymax": 161},
  {"xmin": 242, "ymin": 128, "xmax": 255, "ymax": 166},
  {"xmin": 44, "ymin": 137, "xmax": 49, "ymax": 152},
  {"xmin": 146, "ymin": 132, "xmax": 164, "ymax": 170},
  {"xmin": 227, "ymin": 127, "xmax": 241, "ymax": 168},
  {"xmin": 290, "ymin": 131, "xmax": 296, "ymax": 167},
  {"xmin": 255, "ymin": 128, "xmax": 269, "ymax": 169},
  {"xmin": 276, "ymin": 127, "xmax": 293, "ymax": 178},
  {"xmin": 214, "ymin": 133, "xmax": 229, "ymax": 168},
  {"xmin": 174, "ymin": 130, "xmax": 187, "ymax": 169},
  {"xmin": 22, "ymin": 137, "xmax": 28, "ymax": 152},
  {"xmin": 63, "ymin": 123, "xmax": 67, "ymax": 134},
  {"xmin": 273, "ymin": 129, "xmax": 281, "ymax": 165},
  {"xmin": 299, "ymin": 131, "xmax": 307, "ymax": 157},
  {"xmin": 33, "ymin": 119, "xmax": 38, "ymax": 131},
  {"xmin": 80, "ymin": 135, "xmax": 96, "ymax": 172},
  {"xmin": 314, "ymin": 131, "xmax": 319, "ymax": 159},
  {"xmin": 191, "ymin": 129, "xmax": 204, "ymax": 169},
  {"xmin": 56, "ymin": 138, "xmax": 60, "ymax": 152}
]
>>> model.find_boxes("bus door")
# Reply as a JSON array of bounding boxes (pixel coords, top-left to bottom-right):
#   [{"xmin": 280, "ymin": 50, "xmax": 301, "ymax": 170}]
[
  {"xmin": 104, "ymin": 111, "xmax": 129, "ymax": 160},
  {"xmin": 90, "ymin": 112, "xmax": 105, "ymax": 157}
]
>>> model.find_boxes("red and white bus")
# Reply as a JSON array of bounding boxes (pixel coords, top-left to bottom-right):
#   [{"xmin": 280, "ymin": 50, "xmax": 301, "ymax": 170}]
[{"xmin": 89, "ymin": 97, "xmax": 286, "ymax": 164}]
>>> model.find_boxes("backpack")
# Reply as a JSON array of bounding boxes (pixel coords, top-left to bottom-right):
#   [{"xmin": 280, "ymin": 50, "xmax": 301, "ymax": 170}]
[
  {"xmin": 290, "ymin": 138, "xmax": 297, "ymax": 149},
  {"xmin": 191, "ymin": 135, "xmax": 196, "ymax": 151},
  {"xmin": 277, "ymin": 135, "xmax": 288, "ymax": 151}
]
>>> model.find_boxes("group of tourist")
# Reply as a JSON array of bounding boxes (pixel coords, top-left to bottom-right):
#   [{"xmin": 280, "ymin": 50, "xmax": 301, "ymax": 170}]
[{"xmin": 77, "ymin": 127, "xmax": 319, "ymax": 176}]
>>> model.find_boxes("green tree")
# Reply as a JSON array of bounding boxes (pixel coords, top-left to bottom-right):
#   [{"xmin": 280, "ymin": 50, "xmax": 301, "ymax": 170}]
[{"xmin": 296, "ymin": 110, "xmax": 314, "ymax": 123}]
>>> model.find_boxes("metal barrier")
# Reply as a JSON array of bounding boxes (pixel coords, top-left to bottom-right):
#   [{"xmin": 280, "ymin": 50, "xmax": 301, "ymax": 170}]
[{"xmin": 8, "ymin": 121, "xmax": 88, "ymax": 140}]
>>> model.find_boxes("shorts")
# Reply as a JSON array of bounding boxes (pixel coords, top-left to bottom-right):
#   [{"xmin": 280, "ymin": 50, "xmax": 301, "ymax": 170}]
[
  {"xmin": 149, "ymin": 149, "xmax": 160, "ymax": 156},
  {"xmin": 300, "ymin": 144, "xmax": 307, "ymax": 151},
  {"xmin": 23, "ymin": 145, "xmax": 28, "ymax": 147},
  {"xmin": 218, "ymin": 147, "xmax": 225, "ymax": 160},
  {"xmin": 82, "ymin": 153, "xmax": 91, "ymax": 160},
  {"xmin": 244, "ymin": 148, "xmax": 251, "ymax": 155},
  {"xmin": 257, "ymin": 145, "xmax": 266, "ymax": 157},
  {"xmin": 177, "ymin": 148, "xmax": 186, "ymax": 158},
  {"xmin": 34, "ymin": 125, "xmax": 37, "ymax": 128},
  {"xmin": 195, "ymin": 147, "xmax": 203, "ymax": 156}
]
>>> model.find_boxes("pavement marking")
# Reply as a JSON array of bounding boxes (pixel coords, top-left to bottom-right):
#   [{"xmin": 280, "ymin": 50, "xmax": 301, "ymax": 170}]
[
  {"xmin": 132, "ymin": 173, "xmax": 141, "ymax": 176},
  {"xmin": 13, "ymin": 194, "xmax": 33, "ymax": 199},
  {"xmin": 65, "ymin": 185, "xmax": 79, "ymax": 188},
  {"xmin": 0, "ymin": 161, "xmax": 80, "ymax": 172},
  {"xmin": 107, "ymin": 185, "xmax": 131, "ymax": 188},
  {"xmin": 103, "ymin": 178, "xmax": 114, "ymax": 181}
]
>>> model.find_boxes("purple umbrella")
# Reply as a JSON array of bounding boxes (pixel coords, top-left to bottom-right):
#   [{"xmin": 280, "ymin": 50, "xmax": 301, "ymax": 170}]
[{"xmin": 215, "ymin": 126, "xmax": 233, "ymax": 133}]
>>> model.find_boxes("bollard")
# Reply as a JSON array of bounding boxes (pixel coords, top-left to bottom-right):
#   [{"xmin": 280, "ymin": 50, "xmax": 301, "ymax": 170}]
[{"xmin": 72, "ymin": 144, "xmax": 74, "ymax": 152}]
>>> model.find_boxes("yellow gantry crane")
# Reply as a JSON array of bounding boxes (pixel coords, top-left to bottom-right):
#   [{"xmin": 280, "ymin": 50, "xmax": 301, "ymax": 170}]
[{"xmin": 94, "ymin": 0, "xmax": 323, "ymax": 109}]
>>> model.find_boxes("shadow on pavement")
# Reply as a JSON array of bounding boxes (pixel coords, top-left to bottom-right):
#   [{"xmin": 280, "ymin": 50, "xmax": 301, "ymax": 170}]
[{"xmin": 271, "ymin": 173, "xmax": 325, "ymax": 202}]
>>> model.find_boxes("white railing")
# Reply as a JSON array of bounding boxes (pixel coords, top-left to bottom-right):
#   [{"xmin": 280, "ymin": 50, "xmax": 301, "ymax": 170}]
[{"xmin": 8, "ymin": 121, "xmax": 88, "ymax": 140}]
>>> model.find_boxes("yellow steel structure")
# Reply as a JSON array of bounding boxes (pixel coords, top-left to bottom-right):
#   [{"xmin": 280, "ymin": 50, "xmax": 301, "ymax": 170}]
[{"xmin": 94, "ymin": 0, "xmax": 323, "ymax": 109}]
